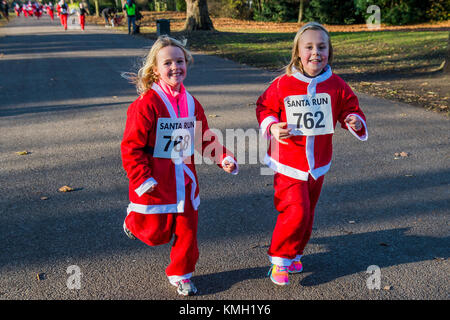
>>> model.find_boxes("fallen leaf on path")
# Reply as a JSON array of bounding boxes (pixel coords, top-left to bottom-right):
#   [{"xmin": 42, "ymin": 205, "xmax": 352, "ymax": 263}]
[
  {"xmin": 36, "ymin": 273, "xmax": 46, "ymax": 281},
  {"xmin": 58, "ymin": 186, "xmax": 74, "ymax": 192},
  {"xmin": 40, "ymin": 196, "xmax": 49, "ymax": 200},
  {"xmin": 383, "ymin": 285, "xmax": 392, "ymax": 291},
  {"xmin": 400, "ymin": 152, "xmax": 409, "ymax": 157},
  {"xmin": 208, "ymin": 114, "xmax": 219, "ymax": 118},
  {"xmin": 394, "ymin": 152, "xmax": 409, "ymax": 159},
  {"xmin": 16, "ymin": 150, "xmax": 30, "ymax": 155}
]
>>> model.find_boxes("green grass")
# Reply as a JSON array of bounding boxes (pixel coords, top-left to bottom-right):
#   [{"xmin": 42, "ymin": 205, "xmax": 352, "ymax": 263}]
[
  {"xmin": 181, "ymin": 28, "xmax": 449, "ymax": 114},
  {"xmin": 186, "ymin": 30, "xmax": 448, "ymax": 74}
]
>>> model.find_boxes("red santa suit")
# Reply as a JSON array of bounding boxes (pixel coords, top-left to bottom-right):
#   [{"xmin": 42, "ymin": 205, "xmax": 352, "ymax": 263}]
[
  {"xmin": 60, "ymin": 3, "xmax": 68, "ymax": 30},
  {"xmin": 121, "ymin": 82, "xmax": 237, "ymax": 284},
  {"xmin": 47, "ymin": 4, "xmax": 54, "ymax": 21},
  {"xmin": 35, "ymin": 3, "xmax": 42, "ymax": 19},
  {"xmin": 27, "ymin": 3, "xmax": 34, "ymax": 17},
  {"xmin": 256, "ymin": 65, "xmax": 367, "ymax": 267},
  {"xmin": 15, "ymin": 4, "xmax": 21, "ymax": 16}
]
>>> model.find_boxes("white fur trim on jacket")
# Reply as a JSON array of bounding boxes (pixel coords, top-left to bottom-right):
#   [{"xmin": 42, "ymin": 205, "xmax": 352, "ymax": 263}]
[
  {"xmin": 345, "ymin": 113, "xmax": 368, "ymax": 141},
  {"xmin": 264, "ymin": 153, "xmax": 331, "ymax": 181},
  {"xmin": 134, "ymin": 177, "xmax": 158, "ymax": 197},
  {"xmin": 260, "ymin": 116, "xmax": 279, "ymax": 139}
]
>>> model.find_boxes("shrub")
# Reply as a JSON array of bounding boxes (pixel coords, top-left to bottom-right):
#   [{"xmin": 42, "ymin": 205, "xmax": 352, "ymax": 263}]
[
  {"xmin": 426, "ymin": 0, "xmax": 450, "ymax": 22},
  {"xmin": 253, "ymin": 0, "xmax": 297, "ymax": 22},
  {"xmin": 304, "ymin": 0, "xmax": 362, "ymax": 25},
  {"xmin": 175, "ymin": 0, "xmax": 186, "ymax": 12},
  {"xmin": 354, "ymin": 0, "xmax": 432, "ymax": 25}
]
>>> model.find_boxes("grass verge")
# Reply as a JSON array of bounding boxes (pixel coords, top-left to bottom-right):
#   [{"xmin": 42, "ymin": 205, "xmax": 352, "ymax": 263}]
[{"xmin": 87, "ymin": 12, "xmax": 449, "ymax": 115}]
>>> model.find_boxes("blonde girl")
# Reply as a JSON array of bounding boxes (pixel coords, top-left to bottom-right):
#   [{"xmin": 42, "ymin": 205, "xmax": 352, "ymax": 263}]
[
  {"xmin": 256, "ymin": 22, "xmax": 368, "ymax": 286},
  {"xmin": 121, "ymin": 36, "xmax": 237, "ymax": 296}
]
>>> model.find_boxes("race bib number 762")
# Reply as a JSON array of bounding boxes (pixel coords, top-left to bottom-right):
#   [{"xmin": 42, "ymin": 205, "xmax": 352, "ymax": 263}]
[{"xmin": 284, "ymin": 93, "xmax": 334, "ymax": 136}]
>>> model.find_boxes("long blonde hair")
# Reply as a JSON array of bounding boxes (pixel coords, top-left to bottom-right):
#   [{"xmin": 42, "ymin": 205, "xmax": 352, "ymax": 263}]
[
  {"xmin": 125, "ymin": 36, "xmax": 193, "ymax": 95},
  {"xmin": 285, "ymin": 22, "xmax": 333, "ymax": 76}
]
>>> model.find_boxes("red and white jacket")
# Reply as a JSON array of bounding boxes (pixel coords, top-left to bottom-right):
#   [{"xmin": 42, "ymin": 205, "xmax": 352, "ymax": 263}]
[
  {"xmin": 121, "ymin": 84, "xmax": 236, "ymax": 215},
  {"xmin": 256, "ymin": 66, "xmax": 367, "ymax": 181}
]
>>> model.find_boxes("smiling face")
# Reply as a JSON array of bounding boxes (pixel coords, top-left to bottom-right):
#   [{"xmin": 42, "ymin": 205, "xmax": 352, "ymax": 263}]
[
  {"xmin": 154, "ymin": 45, "xmax": 187, "ymax": 91},
  {"xmin": 298, "ymin": 29, "xmax": 329, "ymax": 77}
]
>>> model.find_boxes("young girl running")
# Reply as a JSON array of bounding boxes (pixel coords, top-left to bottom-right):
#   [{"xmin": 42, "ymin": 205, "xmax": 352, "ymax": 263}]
[
  {"xmin": 256, "ymin": 22, "xmax": 368, "ymax": 286},
  {"xmin": 121, "ymin": 36, "xmax": 238, "ymax": 296},
  {"xmin": 78, "ymin": 2, "xmax": 87, "ymax": 31}
]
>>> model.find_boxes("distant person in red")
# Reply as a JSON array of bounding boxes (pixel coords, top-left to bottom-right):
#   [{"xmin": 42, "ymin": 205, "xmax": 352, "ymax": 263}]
[
  {"xmin": 15, "ymin": 3, "xmax": 22, "ymax": 17},
  {"xmin": 27, "ymin": 1, "xmax": 34, "ymax": 17},
  {"xmin": 23, "ymin": 4, "xmax": 28, "ymax": 17},
  {"xmin": 35, "ymin": 2, "xmax": 42, "ymax": 19},
  {"xmin": 47, "ymin": 2, "xmax": 54, "ymax": 21},
  {"xmin": 78, "ymin": 2, "xmax": 87, "ymax": 31},
  {"xmin": 31, "ymin": 1, "xmax": 37, "ymax": 16},
  {"xmin": 59, "ymin": 0, "xmax": 68, "ymax": 30},
  {"xmin": 56, "ymin": 0, "xmax": 61, "ymax": 22}
]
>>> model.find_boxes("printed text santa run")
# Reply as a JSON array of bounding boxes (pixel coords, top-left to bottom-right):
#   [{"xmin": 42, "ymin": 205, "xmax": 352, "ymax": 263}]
[
  {"xmin": 285, "ymin": 96, "xmax": 329, "ymax": 108},
  {"xmin": 159, "ymin": 120, "xmax": 195, "ymax": 130}
]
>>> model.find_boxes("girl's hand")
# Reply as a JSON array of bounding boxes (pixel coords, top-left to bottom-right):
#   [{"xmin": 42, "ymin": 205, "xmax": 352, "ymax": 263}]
[
  {"xmin": 269, "ymin": 122, "xmax": 292, "ymax": 145},
  {"xmin": 222, "ymin": 160, "xmax": 236, "ymax": 173},
  {"xmin": 145, "ymin": 185, "xmax": 156, "ymax": 194},
  {"xmin": 345, "ymin": 115, "xmax": 362, "ymax": 131}
]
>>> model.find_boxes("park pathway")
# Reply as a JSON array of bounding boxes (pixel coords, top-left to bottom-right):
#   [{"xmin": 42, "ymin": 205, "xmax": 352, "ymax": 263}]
[{"xmin": 0, "ymin": 14, "xmax": 449, "ymax": 302}]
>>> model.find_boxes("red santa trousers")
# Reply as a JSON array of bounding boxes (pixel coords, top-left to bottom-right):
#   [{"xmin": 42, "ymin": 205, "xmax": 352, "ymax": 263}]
[
  {"xmin": 268, "ymin": 173, "xmax": 324, "ymax": 265},
  {"xmin": 61, "ymin": 14, "xmax": 68, "ymax": 29},
  {"xmin": 125, "ymin": 181, "xmax": 199, "ymax": 278},
  {"xmin": 79, "ymin": 15, "xmax": 85, "ymax": 30}
]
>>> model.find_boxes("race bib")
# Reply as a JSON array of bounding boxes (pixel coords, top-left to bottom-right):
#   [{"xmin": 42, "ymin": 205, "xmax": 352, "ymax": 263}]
[
  {"xmin": 154, "ymin": 117, "xmax": 196, "ymax": 160},
  {"xmin": 284, "ymin": 93, "xmax": 334, "ymax": 136}
]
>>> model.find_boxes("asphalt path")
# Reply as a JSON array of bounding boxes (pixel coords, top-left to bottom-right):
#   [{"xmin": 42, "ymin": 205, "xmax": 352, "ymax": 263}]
[{"xmin": 0, "ymin": 14, "xmax": 449, "ymax": 303}]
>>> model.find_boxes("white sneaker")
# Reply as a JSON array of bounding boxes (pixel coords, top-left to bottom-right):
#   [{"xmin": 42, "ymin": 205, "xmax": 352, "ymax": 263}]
[
  {"xmin": 123, "ymin": 221, "xmax": 136, "ymax": 240},
  {"xmin": 173, "ymin": 279, "xmax": 197, "ymax": 296}
]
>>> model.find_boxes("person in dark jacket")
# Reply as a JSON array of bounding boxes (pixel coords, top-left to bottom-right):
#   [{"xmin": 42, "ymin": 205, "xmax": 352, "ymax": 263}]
[
  {"xmin": 1, "ymin": 0, "xmax": 9, "ymax": 21},
  {"xmin": 78, "ymin": 2, "xmax": 88, "ymax": 31},
  {"xmin": 101, "ymin": 7, "xmax": 116, "ymax": 27}
]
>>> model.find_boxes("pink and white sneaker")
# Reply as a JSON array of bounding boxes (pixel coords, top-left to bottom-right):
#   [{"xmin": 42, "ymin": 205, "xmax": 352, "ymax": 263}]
[
  {"xmin": 288, "ymin": 260, "xmax": 303, "ymax": 273},
  {"xmin": 173, "ymin": 279, "xmax": 198, "ymax": 296},
  {"xmin": 268, "ymin": 265, "xmax": 289, "ymax": 285}
]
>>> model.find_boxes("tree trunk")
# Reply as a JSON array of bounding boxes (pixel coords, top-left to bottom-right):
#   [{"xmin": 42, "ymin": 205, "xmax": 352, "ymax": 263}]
[
  {"xmin": 184, "ymin": 0, "xmax": 214, "ymax": 31},
  {"xmin": 444, "ymin": 32, "xmax": 450, "ymax": 74},
  {"xmin": 298, "ymin": 0, "xmax": 305, "ymax": 24},
  {"xmin": 93, "ymin": 0, "xmax": 99, "ymax": 16}
]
